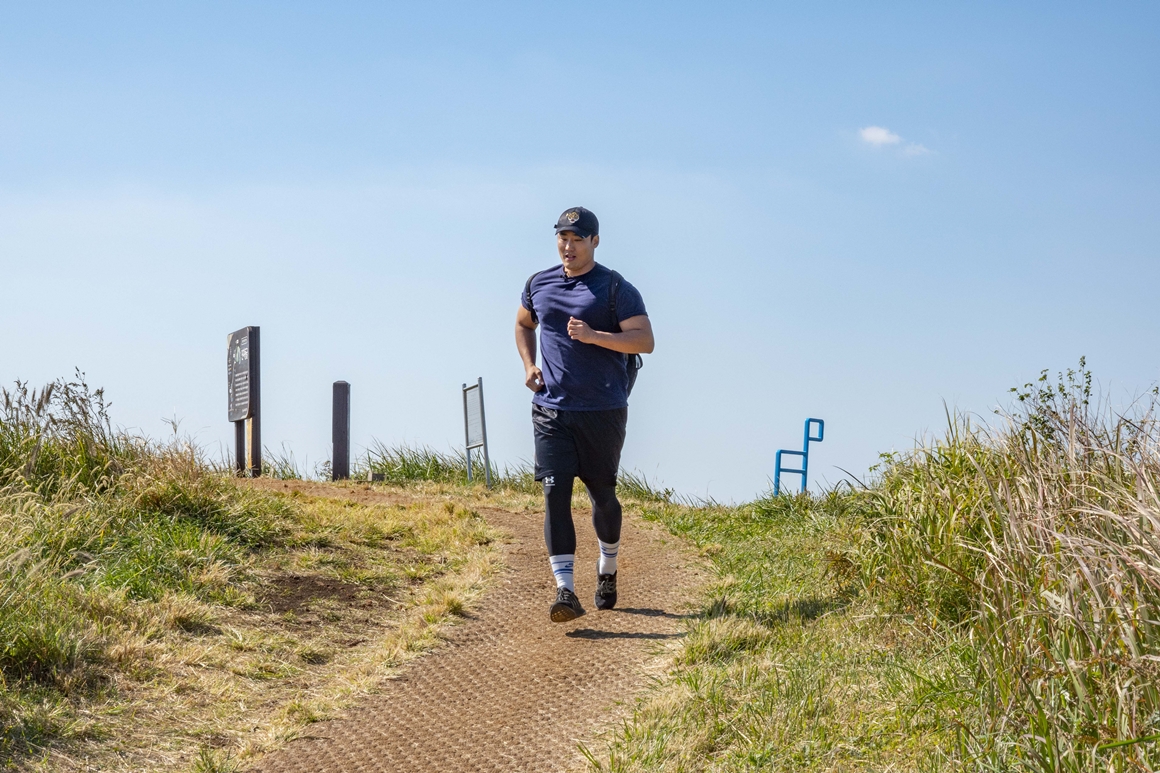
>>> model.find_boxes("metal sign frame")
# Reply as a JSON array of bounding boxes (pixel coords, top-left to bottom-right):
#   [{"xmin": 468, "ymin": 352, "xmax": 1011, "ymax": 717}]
[
  {"xmin": 462, "ymin": 377, "xmax": 491, "ymax": 488},
  {"xmin": 774, "ymin": 417, "xmax": 824, "ymax": 495},
  {"xmin": 226, "ymin": 326, "xmax": 261, "ymax": 477}
]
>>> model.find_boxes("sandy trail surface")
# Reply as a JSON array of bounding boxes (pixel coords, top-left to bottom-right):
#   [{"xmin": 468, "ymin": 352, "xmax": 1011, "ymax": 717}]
[{"xmin": 250, "ymin": 483, "xmax": 702, "ymax": 773}]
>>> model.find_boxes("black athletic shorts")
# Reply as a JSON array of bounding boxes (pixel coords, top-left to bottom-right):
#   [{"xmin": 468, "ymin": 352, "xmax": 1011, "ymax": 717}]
[{"xmin": 532, "ymin": 404, "xmax": 628, "ymax": 486}]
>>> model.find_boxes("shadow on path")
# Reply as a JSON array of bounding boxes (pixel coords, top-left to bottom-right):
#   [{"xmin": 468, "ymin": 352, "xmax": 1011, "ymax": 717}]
[{"xmin": 566, "ymin": 628, "xmax": 686, "ymax": 641}]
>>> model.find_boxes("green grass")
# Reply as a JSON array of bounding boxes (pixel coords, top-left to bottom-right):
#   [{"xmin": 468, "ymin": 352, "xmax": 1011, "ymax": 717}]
[{"xmin": 585, "ymin": 492, "xmax": 956, "ymax": 772}]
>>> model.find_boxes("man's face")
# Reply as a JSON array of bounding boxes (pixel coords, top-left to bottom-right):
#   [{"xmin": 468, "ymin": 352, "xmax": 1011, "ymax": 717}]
[{"xmin": 556, "ymin": 231, "xmax": 598, "ymax": 273}]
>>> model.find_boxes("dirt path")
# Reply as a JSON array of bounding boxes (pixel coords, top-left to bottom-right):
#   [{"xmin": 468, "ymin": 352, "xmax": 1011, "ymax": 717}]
[{"xmin": 249, "ymin": 485, "xmax": 701, "ymax": 773}]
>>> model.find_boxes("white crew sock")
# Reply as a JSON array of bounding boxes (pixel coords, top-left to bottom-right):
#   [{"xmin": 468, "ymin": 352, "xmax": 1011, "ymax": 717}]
[
  {"xmin": 598, "ymin": 539, "xmax": 620, "ymax": 576},
  {"xmin": 549, "ymin": 554, "xmax": 575, "ymax": 592}
]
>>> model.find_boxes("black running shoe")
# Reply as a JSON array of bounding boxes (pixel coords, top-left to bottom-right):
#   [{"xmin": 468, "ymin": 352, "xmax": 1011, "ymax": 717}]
[
  {"xmin": 595, "ymin": 571, "xmax": 618, "ymax": 610},
  {"xmin": 550, "ymin": 587, "xmax": 586, "ymax": 622}
]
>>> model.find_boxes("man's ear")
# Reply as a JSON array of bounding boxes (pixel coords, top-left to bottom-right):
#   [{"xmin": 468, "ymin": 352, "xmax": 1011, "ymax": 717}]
[{"xmin": 591, "ymin": 234, "xmax": 600, "ymax": 249}]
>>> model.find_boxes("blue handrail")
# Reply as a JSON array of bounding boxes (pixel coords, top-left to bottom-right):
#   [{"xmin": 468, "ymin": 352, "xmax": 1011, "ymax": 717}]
[{"xmin": 774, "ymin": 418, "xmax": 825, "ymax": 495}]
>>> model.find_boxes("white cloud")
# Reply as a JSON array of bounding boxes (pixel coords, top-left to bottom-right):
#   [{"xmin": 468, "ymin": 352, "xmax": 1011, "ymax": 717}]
[
  {"xmin": 858, "ymin": 126, "xmax": 935, "ymax": 157},
  {"xmin": 860, "ymin": 126, "xmax": 901, "ymax": 146}
]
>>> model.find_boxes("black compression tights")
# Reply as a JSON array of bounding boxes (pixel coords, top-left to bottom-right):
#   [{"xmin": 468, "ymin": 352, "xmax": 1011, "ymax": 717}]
[{"xmin": 543, "ymin": 476, "xmax": 622, "ymax": 556}]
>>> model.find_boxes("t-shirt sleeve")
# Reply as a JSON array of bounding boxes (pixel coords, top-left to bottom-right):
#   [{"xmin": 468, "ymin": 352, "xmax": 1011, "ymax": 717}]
[{"xmin": 616, "ymin": 280, "xmax": 647, "ymax": 321}]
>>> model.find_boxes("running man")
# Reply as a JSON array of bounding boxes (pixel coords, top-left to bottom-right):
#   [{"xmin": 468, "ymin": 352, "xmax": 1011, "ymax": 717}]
[{"xmin": 515, "ymin": 206, "xmax": 655, "ymax": 622}]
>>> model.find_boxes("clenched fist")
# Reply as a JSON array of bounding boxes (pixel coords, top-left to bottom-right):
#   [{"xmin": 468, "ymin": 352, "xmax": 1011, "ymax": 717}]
[
  {"xmin": 567, "ymin": 317, "xmax": 596, "ymax": 344},
  {"xmin": 525, "ymin": 365, "xmax": 545, "ymax": 392}
]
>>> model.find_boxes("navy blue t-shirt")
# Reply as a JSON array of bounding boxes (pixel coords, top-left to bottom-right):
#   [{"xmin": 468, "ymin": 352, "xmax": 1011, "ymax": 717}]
[{"xmin": 522, "ymin": 263, "xmax": 648, "ymax": 411}]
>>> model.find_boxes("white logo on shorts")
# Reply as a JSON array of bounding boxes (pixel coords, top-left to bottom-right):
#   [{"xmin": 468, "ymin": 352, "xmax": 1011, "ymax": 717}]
[{"xmin": 544, "ymin": 475, "xmax": 555, "ymax": 485}]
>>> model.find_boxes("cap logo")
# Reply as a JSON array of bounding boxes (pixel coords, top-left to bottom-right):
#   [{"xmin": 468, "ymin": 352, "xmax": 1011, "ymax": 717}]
[{"xmin": 565, "ymin": 210, "xmax": 580, "ymax": 224}]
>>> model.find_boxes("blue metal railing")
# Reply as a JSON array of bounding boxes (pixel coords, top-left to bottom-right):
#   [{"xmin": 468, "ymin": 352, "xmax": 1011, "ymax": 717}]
[{"xmin": 774, "ymin": 418, "xmax": 825, "ymax": 495}]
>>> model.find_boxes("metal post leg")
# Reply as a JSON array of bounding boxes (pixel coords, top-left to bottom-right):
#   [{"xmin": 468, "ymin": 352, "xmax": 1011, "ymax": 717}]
[{"xmin": 235, "ymin": 420, "xmax": 246, "ymax": 476}]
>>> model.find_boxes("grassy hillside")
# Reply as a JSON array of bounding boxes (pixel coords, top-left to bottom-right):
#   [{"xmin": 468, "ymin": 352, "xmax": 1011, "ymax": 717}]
[
  {"xmin": 6, "ymin": 363, "xmax": 1157, "ymax": 771},
  {"xmin": 584, "ymin": 492, "xmax": 955, "ymax": 771},
  {"xmin": 588, "ymin": 362, "xmax": 1160, "ymax": 772},
  {"xmin": 1, "ymin": 375, "xmax": 287, "ymax": 758},
  {"xmin": 0, "ymin": 377, "xmax": 499, "ymax": 771}
]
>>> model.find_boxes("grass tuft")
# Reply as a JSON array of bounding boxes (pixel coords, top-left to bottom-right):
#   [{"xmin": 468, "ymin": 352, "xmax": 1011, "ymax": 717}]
[
  {"xmin": 358, "ymin": 441, "xmax": 685, "ymax": 505},
  {"xmin": 191, "ymin": 746, "xmax": 240, "ymax": 773},
  {"xmin": 360, "ymin": 441, "xmax": 540, "ymax": 492}
]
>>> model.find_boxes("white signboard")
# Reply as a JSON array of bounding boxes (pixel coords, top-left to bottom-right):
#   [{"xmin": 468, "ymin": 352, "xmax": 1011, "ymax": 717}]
[
  {"xmin": 462, "ymin": 378, "xmax": 491, "ymax": 487},
  {"xmin": 465, "ymin": 386, "xmax": 484, "ymax": 449}
]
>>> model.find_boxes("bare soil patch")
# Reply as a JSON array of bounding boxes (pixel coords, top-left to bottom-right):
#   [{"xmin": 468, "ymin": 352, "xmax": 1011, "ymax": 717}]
[{"xmin": 260, "ymin": 573, "xmax": 367, "ymax": 615}]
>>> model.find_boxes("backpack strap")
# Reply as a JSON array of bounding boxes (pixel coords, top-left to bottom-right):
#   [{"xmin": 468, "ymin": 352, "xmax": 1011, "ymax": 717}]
[
  {"xmin": 608, "ymin": 270, "xmax": 644, "ymax": 392},
  {"xmin": 609, "ymin": 270, "xmax": 623, "ymax": 332},
  {"xmin": 523, "ymin": 273, "xmax": 539, "ymax": 324}
]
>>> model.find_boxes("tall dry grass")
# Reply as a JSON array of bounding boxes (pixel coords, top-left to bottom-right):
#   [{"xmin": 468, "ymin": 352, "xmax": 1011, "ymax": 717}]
[{"xmin": 860, "ymin": 361, "xmax": 1160, "ymax": 770}]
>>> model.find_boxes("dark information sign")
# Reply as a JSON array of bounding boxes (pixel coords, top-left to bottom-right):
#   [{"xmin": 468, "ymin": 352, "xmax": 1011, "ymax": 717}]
[{"xmin": 227, "ymin": 326, "xmax": 258, "ymax": 422}]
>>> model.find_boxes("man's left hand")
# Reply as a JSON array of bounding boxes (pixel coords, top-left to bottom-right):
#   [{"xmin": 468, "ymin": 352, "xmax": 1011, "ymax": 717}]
[{"xmin": 567, "ymin": 317, "xmax": 595, "ymax": 344}]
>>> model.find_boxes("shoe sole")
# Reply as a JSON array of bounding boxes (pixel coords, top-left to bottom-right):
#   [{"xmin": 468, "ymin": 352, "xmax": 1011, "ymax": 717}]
[{"xmin": 550, "ymin": 602, "xmax": 585, "ymax": 622}]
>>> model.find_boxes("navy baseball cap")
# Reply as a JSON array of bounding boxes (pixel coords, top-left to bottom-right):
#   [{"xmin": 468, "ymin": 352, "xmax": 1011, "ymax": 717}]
[{"xmin": 553, "ymin": 206, "xmax": 599, "ymax": 238}]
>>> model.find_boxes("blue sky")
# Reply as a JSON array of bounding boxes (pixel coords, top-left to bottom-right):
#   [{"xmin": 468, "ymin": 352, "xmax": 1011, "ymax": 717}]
[{"xmin": 2, "ymin": 2, "xmax": 1157, "ymax": 500}]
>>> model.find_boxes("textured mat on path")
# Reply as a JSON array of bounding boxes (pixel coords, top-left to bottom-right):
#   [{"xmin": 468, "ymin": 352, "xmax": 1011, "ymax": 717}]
[{"xmin": 251, "ymin": 489, "xmax": 703, "ymax": 773}]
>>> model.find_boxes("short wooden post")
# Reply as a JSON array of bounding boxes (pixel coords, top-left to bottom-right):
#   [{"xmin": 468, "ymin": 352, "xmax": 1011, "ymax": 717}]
[{"xmin": 332, "ymin": 381, "xmax": 350, "ymax": 480}]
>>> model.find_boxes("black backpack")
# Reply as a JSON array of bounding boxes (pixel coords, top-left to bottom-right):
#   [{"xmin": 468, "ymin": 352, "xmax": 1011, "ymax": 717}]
[{"xmin": 524, "ymin": 268, "xmax": 644, "ymax": 396}]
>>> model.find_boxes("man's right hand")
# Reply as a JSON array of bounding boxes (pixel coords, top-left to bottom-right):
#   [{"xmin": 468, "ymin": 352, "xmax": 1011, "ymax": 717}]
[{"xmin": 525, "ymin": 366, "xmax": 545, "ymax": 392}]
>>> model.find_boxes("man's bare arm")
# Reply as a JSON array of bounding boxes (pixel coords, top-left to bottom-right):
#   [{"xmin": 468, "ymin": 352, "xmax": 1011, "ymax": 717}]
[
  {"xmin": 515, "ymin": 306, "xmax": 545, "ymax": 392},
  {"xmin": 565, "ymin": 314, "xmax": 654, "ymax": 354}
]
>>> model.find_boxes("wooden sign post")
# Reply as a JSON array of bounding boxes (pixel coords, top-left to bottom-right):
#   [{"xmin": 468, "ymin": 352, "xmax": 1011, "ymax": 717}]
[
  {"xmin": 227, "ymin": 326, "xmax": 261, "ymax": 477},
  {"xmin": 332, "ymin": 381, "xmax": 350, "ymax": 481}
]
